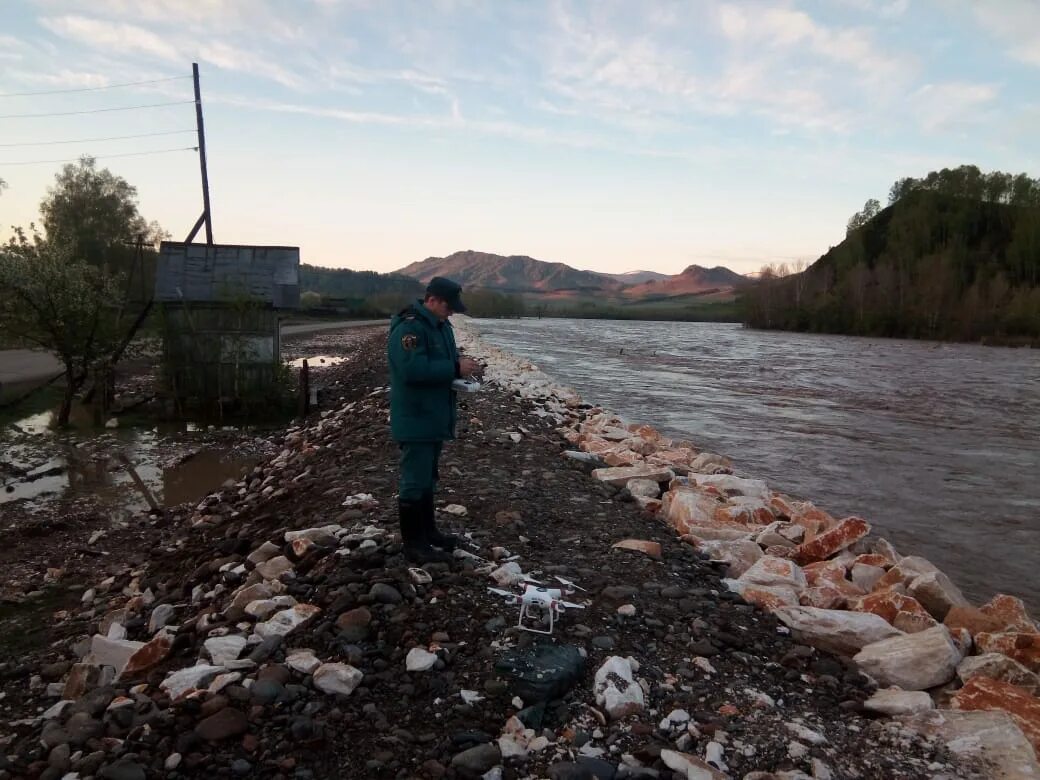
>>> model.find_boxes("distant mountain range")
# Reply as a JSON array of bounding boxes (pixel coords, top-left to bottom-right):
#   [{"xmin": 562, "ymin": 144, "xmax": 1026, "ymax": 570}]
[
  {"xmin": 397, "ymin": 250, "xmax": 624, "ymax": 294},
  {"xmin": 604, "ymin": 270, "xmax": 671, "ymax": 284},
  {"xmin": 396, "ymin": 250, "xmax": 747, "ymax": 300}
]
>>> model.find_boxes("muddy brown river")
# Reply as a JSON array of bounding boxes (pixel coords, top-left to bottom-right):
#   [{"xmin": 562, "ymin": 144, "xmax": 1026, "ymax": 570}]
[{"xmin": 475, "ymin": 318, "xmax": 1040, "ymax": 614}]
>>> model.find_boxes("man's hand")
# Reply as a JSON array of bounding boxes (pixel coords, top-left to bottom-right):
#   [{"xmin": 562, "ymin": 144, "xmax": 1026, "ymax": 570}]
[{"xmin": 459, "ymin": 356, "xmax": 483, "ymax": 378}]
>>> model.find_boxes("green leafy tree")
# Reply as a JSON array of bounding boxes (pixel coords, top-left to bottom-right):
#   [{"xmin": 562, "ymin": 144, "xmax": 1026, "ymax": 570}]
[
  {"xmin": 39, "ymin": 156, "xmax": 162, "ymax": 267},
  {"xmin": 846, "ymin": 198, "xmax": 881, "ymax": 235},
  {"xmin": 300, "ymin": 290, "xmax": 322, "ymax": 309},
  {"xmin": 0, "ymin": 228, "xmax": 124, "ymax": 425}
]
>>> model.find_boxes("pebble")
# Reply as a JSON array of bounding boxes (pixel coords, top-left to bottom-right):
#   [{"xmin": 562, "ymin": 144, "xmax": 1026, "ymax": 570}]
[
  {"xmin": 195, "ymin": 707, "xmax": 249, "ymax": 741},
  {"xmin": 369, "ymin": 583, "xmax": 403, "ymax": 604},
  {"xmin": 451, "ymin": 743, "xmax": 502, "ymax": 774}
]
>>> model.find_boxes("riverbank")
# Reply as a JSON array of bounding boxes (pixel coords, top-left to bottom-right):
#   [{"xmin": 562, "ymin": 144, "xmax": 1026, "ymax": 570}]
[{"xmin": 0, "ymin": 326, "xmax": 1031, "ymax": 778}]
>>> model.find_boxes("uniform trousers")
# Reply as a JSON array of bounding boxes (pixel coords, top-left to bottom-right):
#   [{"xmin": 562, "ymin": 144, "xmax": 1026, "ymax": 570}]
[{"xmin": 398, "ymin": 441, "xmax": 443, "ymax": 502}]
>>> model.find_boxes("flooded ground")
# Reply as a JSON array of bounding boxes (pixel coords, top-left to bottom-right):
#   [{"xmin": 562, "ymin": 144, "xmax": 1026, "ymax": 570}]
[
  {"xmin": 1, "ymin": 398, "xmax": 261, "ymax": 518},
  {"xmin": 0, "ymin": 337, "xmax": 362, "ymax": 517},
  {"xmin": 476, "ymin": 318, "xmax": 1040, "ymax": 613}
]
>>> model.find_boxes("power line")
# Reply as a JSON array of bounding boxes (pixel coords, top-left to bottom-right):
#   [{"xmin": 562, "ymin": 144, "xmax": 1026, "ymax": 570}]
[
  {"xmin": 0, "ymin": 129, "xmax": 196, "ymax": 148},
  {"xmin": 1, "ymin": 146, "xmax": 198, "ymax": 166},
  {"xmin": 0, "ymin": 76, "xmax": 191, "ymax": 98},
  {"xmin": 0, "ymin": 100, "xmax": 195, "ymax": 119}
]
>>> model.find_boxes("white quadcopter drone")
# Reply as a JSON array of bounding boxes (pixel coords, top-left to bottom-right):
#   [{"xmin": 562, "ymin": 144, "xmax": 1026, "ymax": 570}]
[{"xmin": 487, "ymin": 576, "xmax": 587, "ymax": 635}]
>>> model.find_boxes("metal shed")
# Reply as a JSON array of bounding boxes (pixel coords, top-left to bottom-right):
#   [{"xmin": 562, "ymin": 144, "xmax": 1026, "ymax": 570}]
[{"xmin": 156, "ymin": 242, "xmax": 300, "ymax": 412}]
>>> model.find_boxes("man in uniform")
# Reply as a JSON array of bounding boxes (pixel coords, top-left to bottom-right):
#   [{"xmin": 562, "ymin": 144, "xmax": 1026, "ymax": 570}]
[{"xmin": 387, "ymin": 277, "xmax": 483, "ymax": 564}]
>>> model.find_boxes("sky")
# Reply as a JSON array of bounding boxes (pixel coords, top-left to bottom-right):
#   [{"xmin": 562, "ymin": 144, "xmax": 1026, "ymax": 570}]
[{"xmin": 0, "ymin": 1, "xmax": 1038, "ymax": 276}]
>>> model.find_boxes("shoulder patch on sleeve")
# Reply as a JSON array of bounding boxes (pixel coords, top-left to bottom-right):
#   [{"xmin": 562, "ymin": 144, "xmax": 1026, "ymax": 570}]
[{"xmin": 401, "ymin": 333, "xmax": 419, "ymax": 351}]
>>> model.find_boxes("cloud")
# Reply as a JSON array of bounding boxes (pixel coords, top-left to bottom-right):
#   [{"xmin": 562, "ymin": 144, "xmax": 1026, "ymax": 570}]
[
  {"xmin": 972, "ymin": 0, "xmax": 1040, "ymax": 67},
  {"xmin": 911, "ymin": 82, "xmax": 999, "ymax": 132},
  {"xmin": 37, "ymin": 13, "xmax": 309, "ymax": 88},
  {"xmin": 40, "ymin": 14, "xmax": 179, "ymax": 61},
  {"xmin": 36, "ymin": 0, "xmax": 304, "ymax": 41},
  {"xmin": 199, "ymin": 40, "xmax": 304, "ymax": 89}
]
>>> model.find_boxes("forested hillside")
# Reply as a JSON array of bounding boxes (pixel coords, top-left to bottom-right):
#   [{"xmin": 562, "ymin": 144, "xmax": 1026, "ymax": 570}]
[
  {"xmin": 743, "ymin": 166, "xmax": 1040, "ymax": 344},
  {"xmin": 299, "ymin": 265, "xmax": 423, "ymax": 299}
]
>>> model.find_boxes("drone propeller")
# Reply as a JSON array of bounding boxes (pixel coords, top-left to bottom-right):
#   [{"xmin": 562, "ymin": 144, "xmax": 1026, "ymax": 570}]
[
  {"xmin": 559, "ymin": 601, "xmax": 586, "ymax": 610},
  {"xmin": 553, "ymin": 575, "xmax": 586, "ymax": 592},
  {"xmin": 487, "ymin": 587, "xmax": 518, "ymax": 598}
]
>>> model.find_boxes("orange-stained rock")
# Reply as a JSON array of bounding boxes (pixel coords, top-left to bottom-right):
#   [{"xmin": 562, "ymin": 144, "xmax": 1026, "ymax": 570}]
[
  {"xmin": 854, "ymin": 554, "xmax": 891, "ymax": 569},
  {"xmin": 561, "ymin": 429, "xmax": 582, "ymax": 445},
  {"xmin": 803, "ymin": 560, "xmax": 866, "ymax": 598},
  {"xmin": 976, "ymin": 632, "xmax": 1040, "ymax": 673},
  {"xmin": 121, "ymin": 634, "xmax": 173, "ymax": 678},
  {"xmin": 767, "ymin": 497, "xmax": 826, "ymax": 540},
  {"xmin": 63, "ymin": 663, "xmax": 102, "ymax": 699},
  {"xmin": 952, "ymin": 676, "xmax": 1040, "ymax": 753},
  {"xmin": 739, "ymin": 556, "xmax": 807, "ymax": 589},
  {"xmin": 620, "ymin": 437, "xmax": 657, "ymax": 456},
  {"xmin": 945, "ymin": 606, "xmax": 1006, "ymax": 637},
  {"xmin": 801, "ymin": 505, "xmax": 839, "ymax": 533},
  {"xmin": 628, "ymin": 423, "xmax": 662, "ymax": 440},
  {"xmin": 663, "ymin": 488, "xmax": 723, "ymax": 536},
  {"xmin": 634, "ymin": 496, "xmax": 662, "ymax": 514},
  {"xmin": 855, "ymin": 591, "xmax": 932, "ymax": 626},
  {"xmin": 769, "ymin": 494, "xmax": 800, "ymax": 519},
  {"xmin": 958, "ymin": 653, "xmax": 1040, "ymax": 695},
  {"xmin": 714, "ymin": 503, "xmax": 774, "ymax": 527},
  {"xmin": 646, "ymin": 449, "xmax": 696, "ymax": 473},
  {"xmin": 612, "ymin": 539, "xmax": 663, "ymax": 560},
  {"xmin": 581, "ymin": 438, "xmax": 612, "ymax": 454},
  {"xmin": 763, "ymin": 545, "xmax": 796, "ymax": 559},
  {"xmin": 791, "ymin": 517, "xmax": 870, "ymax": 566},
  {"xmin": 724, "ymin": 580, "xmax": 799, "ymax": 611},
  {"xmin": 893, "ymin": 610, "xmax": 939, "ymax": 634},
  {"xmin": 800, "ymin": 585, "xmax": 847, "ymax": 610},
  {"xmin": 980, "ymin": 595, "xmax": 1040, "ymax": 634},
  {"xmin": 691, "ymin": 538, "xmax": 764, "ymax": 577},
  {"xmin": 872, "ymin": 556, "xmax": 938, "ymax": 593},
  {"xmin": 603, "ymin": 449, "xmax": 643, "ymax": 467}
]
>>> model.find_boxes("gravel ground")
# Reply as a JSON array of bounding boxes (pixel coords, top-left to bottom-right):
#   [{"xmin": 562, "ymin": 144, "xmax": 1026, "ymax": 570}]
[{"xmin": 0, "ymin": 329, "xmax": 978, "ymax": 779}]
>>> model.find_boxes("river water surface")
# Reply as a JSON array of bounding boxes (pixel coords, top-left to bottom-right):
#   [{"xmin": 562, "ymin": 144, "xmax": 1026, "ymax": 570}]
[{"xmin": 475, "ymin": 319, "xmax": 1040, "ymax": 613}]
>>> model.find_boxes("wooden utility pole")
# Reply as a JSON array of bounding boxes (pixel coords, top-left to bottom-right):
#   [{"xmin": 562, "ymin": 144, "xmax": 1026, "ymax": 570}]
[{"xmin": 186, "ymin": 62, "xmax": 214, "ymax": 244}]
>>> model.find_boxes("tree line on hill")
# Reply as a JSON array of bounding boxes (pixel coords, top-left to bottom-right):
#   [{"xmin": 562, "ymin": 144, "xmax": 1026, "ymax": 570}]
[
  {"xmin": 298, "ymin": 267, "xmax": 528, "ymax": 318},
  {"xmin": 743, "ymin": 166, "xmax": 1040, "ymax": 345}
]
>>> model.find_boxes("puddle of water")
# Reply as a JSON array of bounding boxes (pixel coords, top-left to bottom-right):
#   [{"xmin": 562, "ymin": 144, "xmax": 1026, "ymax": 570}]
[
  {"xmin": 288, "ymin": 354, "xmax": 347, "ymax": 369},
  {"xmin": 1, "ymin": 401, "xmax": 258, "ymax": 514}
]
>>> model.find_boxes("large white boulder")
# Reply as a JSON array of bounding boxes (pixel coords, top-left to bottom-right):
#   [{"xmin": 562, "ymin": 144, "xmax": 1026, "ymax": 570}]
[
  {"xmin": 853, "ymin": 625, "xmax": 962, "ymax": 690},
  {"xmin": 688, "ymin": 474, "xmax": 769, "ymax": 501},
  {"xmin": 774, "ymin": 606, "xmax": 903, "ymax": 656},
  {"xmin": 591, "ymin": 465, "xmax": 674, "ymax": 487},
  {"xmin": 900, "ymin": 710, "xmax": 1040, "ymax": 779},
  {"xmin": 907, "ymin": 570, "xmax": 970, "ymax": 620},
  {"xmin": 738, "ymin": 555, "xmax": 807, "ymax": 590}
]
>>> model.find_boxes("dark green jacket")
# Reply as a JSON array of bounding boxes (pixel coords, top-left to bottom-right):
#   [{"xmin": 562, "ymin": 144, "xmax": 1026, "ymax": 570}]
[{"xmin": 387, "ymin": 301, "xmax": 459, "ymax": 442}]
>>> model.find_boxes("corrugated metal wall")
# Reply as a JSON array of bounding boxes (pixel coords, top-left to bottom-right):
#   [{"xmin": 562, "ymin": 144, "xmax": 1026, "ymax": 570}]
[{"xmin": 162, "ymin": 305, "xmax": 281, "ymax": 404}]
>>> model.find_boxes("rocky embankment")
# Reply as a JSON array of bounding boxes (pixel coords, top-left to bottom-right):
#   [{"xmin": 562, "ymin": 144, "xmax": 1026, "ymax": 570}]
[{"xmin": 0, "ymin": 323, "xmax": 1032, "ymax": 779}]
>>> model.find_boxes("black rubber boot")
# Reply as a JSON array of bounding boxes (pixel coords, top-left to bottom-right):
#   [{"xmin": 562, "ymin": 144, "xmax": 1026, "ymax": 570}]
[
  {"xmin": 400, "ymin": 499, "xmax": 452, "ymax": 564},
  {"xmin": 422, "ymin": 492, "xmax": 460, "ymax": 552}
]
